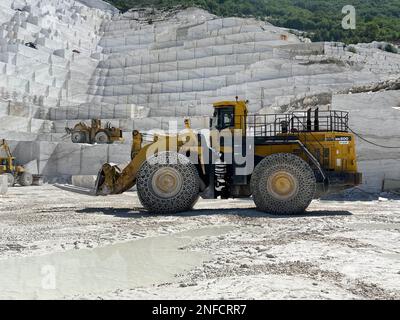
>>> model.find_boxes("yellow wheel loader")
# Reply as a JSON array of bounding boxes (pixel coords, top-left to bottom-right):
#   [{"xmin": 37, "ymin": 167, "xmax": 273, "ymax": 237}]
[
  {"xmin": 65, "ymin": 119, "xmax": 123, "ymax": 144},
  {"xmin": 0, "ymin": 139, "xmax": 33, "ymax": 187},
  {"xmin": 79, "ymin": 98, "xmax": 362, "ymax": 215}
]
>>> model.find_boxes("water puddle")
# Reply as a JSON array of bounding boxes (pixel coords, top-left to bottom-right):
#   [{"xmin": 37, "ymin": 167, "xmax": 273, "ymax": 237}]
[{"xmin": 0, "ymin": 226, "xmax": 233, "ymax": 299}]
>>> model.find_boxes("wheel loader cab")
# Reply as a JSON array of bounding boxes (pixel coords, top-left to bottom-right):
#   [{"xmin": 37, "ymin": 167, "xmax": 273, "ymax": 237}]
[
  {"xmin": 91, "ymin": 119, "xmax": 101, "ymax": 130},
  {"xmin": 212, "ymin": 100, "xmax": 248, "ymax": 132}
]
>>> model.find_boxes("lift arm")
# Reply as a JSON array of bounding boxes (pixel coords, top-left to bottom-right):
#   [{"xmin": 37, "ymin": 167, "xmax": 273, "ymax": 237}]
[{"xmin": 95, "ymin": 127, "xmax": 202, "ymax": 196}]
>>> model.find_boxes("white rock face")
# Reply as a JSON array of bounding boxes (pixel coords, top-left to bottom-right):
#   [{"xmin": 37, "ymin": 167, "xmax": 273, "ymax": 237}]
[
  {"xmin": 0, "ymin": 2, "xmax": 399, "ymax": 191},
  {"xmin": 333, "ymin": 90, "xmax": 400, "ymax": 192}
]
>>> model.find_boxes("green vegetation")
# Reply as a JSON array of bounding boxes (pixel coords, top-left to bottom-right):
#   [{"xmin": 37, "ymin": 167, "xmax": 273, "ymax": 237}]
[
  {"xmin": 381, "ymin": 43, "xmax": 399, "ymax": 53},
  {"xmin": 104, "ymin": 0, "xmax": 400, "ymax": 45}
]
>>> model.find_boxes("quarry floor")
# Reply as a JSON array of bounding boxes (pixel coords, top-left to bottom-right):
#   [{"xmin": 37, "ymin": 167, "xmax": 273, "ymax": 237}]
[{"xmin": 0, "ymin": 185, "xmax": 399, "ymax": 300}]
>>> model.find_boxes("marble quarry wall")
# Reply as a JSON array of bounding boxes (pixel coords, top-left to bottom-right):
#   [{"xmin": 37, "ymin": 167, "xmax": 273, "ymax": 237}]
[
  {"xmin": 333, "ymin": 90, "xmax": 400, "ymax": 193},
  {"xmin": 0, "ymin": 1, "xmax": 399, "ymax": 192}
]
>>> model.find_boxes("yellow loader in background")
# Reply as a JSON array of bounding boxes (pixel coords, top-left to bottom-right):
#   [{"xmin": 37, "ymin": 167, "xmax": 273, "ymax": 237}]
[
  {"xmin": 65, "ymin": 119, "xmax": 123, "ymax": 144},
  {"xmin": 0, "ymin": 139, "xmax": 33, "ymax": 187}
]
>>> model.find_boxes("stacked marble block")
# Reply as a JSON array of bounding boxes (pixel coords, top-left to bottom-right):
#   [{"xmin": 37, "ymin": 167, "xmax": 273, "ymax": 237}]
[
  {"xmin": 87, "ymin": 10, "xmax": 399, "ymax": 121},
  {"xmin": 320, "ymin": 44, "xmax": 400, "ymax": 85},
  {"xmin": 0, "ymin": 0, "xmax": 110, "ymax": 106},
  {"xmin": 0, "ymin": 0, "xmax": 120, "ymax": 179},
  {"xmin": 3, "ymin": 139, "xmax": 131, "ymax": 181},
  {"xmin": 89, "ymin": 15, "xmax": 304, "ymax": 115},
  {"xmin": 0, "ymin": 2, "xmax": 109, "ymax": 110}
]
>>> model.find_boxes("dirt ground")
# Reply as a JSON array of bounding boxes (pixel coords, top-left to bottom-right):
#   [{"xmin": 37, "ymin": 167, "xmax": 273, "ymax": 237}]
[{"xmin": 0, "ymin": 185, "xmax": 399, "ymax": 300}]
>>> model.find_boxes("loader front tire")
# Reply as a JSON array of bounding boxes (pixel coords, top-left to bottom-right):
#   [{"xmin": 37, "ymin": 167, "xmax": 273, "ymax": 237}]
[
  {"xmin": 71, "ymin": 132, "xmax": 85, "ymax": 143},
  {"xmin": 95, "ymin": 132, "xmax": 109, "ymax": 144},
  {"xmin": 251, "ymin": 153, "xmax": 316, "ymax": 215},
  {"xmin": 137, "ymin": 152, "xmax": 200, "ymax": 214}
]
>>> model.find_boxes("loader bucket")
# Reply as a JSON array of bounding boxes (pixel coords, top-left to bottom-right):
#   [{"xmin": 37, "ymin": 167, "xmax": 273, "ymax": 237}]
[
  {"xmin": 95, "ymin": 163, "xmax": 122, "ymax": 196},
  {"xmin": 94, "ymin": 167, "xmax": 105, "ymax": 195}
]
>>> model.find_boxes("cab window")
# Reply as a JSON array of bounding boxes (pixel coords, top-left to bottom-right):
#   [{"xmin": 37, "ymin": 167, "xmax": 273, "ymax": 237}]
[{"xmin": 214, "ymin": 107, "xmax": 234, "ymax": 130}]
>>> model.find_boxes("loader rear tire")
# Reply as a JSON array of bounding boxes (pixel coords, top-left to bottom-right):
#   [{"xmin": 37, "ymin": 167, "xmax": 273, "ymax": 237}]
[
  {"xmin": 137, "ymin": 152, "xmax": 200, "ymax": 214},
  {"xmin": 19, "ymin": 172, "xmax": 33, "ymax": 186},
  {"xmin": 251, "ymin": 153, "xmax": 316, "ymax": 215},
  {"xmin": 95, "ymin": 132, "xmax": 109, "ymax": 144}
]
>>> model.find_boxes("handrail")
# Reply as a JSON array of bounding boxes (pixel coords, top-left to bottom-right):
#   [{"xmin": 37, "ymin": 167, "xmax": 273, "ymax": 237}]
[
  {"xmin": 242, "ymin": 110, "xmax": 349, "ymax": 168},
  {"xmin": 245, "ymin": 110, "xmax": 349, "ymax": 136}
]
